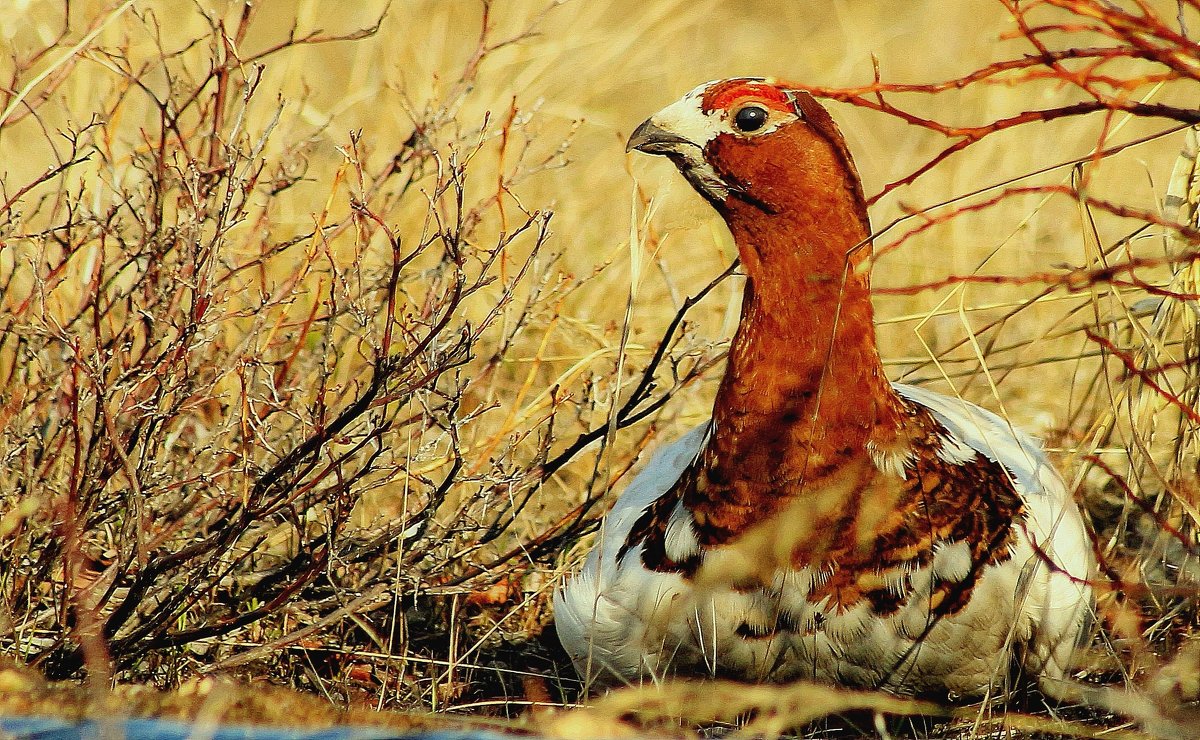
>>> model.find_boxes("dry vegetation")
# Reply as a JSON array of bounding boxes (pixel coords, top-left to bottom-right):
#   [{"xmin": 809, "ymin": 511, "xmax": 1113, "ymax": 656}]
[{"xmin": 2, "ymin": 0, "xmax": 1200, "ymax": 737}]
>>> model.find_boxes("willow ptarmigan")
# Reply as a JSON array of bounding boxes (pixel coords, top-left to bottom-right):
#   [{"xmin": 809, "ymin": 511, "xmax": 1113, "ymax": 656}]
[{"xmin": 554, "ymin": 78, "xmax": 1095, "ymax": 698}]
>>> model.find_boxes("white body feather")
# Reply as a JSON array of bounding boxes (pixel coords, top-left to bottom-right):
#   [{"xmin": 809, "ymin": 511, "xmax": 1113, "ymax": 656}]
[{"xmin": 554, "ymin": 383, "xmax": 1094, "ymax": 695}]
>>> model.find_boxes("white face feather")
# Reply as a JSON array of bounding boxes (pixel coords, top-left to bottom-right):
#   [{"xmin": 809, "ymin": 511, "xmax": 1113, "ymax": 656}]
[{"xmin": 648, "ymin": 80, "xmax": 726, "ymax": 148}]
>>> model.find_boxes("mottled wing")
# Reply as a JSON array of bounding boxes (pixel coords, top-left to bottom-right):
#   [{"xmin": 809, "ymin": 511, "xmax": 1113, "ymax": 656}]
[
  {"xmin": 893, "ymin": 382, "xmax": 1094, "ymax": 683},
  {"xmin": 554, "ymin": 424, "xmax": 709, "ymax": 680}
]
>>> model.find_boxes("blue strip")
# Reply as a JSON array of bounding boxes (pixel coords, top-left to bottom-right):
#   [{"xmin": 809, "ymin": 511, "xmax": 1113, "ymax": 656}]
[{"xmin": 0, "ymin": 716, "xmax": 526, "ymax": 740}]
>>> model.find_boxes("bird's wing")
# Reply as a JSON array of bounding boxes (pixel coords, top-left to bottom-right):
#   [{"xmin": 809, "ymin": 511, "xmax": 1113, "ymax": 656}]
[
  {"xmin": 893, "ymin": 381, "xmax": 1094, "ymax": 684},
  {"xmin": 590, "ymin": 422, "xmax": 710, "ymax": 572}
]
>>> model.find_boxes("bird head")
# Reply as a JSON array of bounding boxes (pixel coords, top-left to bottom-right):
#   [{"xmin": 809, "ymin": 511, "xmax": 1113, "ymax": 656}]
[{"xmin": 627, "ymin": 78, "xmax": 868, "ymax": 235}]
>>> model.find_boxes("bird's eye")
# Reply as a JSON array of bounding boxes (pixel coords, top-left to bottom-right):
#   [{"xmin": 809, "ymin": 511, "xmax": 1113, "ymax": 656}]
[{"xmin": 733, "ymin": 105, "xmax": 768, "ymax": 133}]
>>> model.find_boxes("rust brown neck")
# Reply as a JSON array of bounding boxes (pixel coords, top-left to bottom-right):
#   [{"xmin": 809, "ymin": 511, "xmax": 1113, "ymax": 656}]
[{"xmin": 683, "ymin": 124, "xmax": 908, "ymax": 545}]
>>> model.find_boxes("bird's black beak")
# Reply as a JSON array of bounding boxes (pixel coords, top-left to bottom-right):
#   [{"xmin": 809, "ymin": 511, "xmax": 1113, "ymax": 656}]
[{"xmin": 626, "ymin": 118, "xmax": 693, "ymax": 154}]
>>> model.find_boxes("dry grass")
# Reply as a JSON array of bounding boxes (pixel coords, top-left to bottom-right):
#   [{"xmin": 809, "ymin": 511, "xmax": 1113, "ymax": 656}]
[{"xmin": 1, "ymin": 0, "xmax": 1199, "ymax": 737}]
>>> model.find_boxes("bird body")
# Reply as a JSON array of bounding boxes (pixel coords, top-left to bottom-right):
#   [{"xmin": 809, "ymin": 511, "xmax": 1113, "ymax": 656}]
[{"xmin": 555, "ymin": 79, "xmax": 1093, "ymax": 697}]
